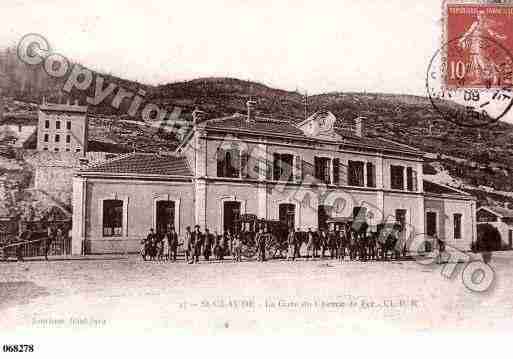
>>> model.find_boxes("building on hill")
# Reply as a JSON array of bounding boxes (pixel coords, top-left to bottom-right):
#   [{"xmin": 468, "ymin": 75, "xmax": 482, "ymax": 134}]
[
  {"xmin": 71, "ymin": 102, "xmax": 477, "ymax": 255},
  {"xmin": 0, "ymin": 114, "xmax": 38, "ymax": 148},
  {"xmin": 37, "ymin": 99, "xmax": 88, "ymax": 155},
  {"xmin": 476, "ymin": 206, "xmax": 513, "ymax": 249}
]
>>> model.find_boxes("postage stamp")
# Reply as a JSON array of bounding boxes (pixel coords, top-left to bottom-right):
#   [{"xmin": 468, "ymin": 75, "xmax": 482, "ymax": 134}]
[
  {"xmin": 427, "ymin": 0, "xmax": 513, "ymax": 127},
  {"xmin": 446, "ymin": 3, "xmax": 513, "ymax": 88}
]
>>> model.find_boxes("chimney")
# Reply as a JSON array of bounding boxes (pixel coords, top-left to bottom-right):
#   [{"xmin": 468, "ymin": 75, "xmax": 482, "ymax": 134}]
[
  {"xmin": 354, "ymin": 116, "xmax": 365, "ymax": 137},
  {"xmin": 246, "ymin": 100, "xmax": 257, "ymax": 123},
  {"xmin": 192, "ymin": 108, "xmax": 207, "ymax": 125}
]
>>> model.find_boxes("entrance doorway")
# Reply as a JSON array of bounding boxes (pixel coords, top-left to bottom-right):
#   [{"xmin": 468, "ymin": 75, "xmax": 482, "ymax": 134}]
[
  {"xmin": 223, "ymin": 201, "xmax": 241, "ymax": 233},
  {"xmin": 318, "ymin": 205, "xmax": 333, "ymax": 231},
  {"xmin": 156, "ymin": 200, "xmax": 175, "ymax": 233},
  {"xmin": 509, "ymin": 230, "xmax": 513, "ymax": 249},
  {"xmin": 426, "ymin": 212, "xmax": 437, "ymax": 237},
  {"xmin": 279, "ymin": 203, "xmax": 296, "ymax": 229}
]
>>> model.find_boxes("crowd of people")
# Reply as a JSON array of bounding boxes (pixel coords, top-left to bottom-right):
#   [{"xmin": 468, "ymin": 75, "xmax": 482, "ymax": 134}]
[{"xmin": 140, "ymin": 223, "xmax": 416, "ymax": 264}]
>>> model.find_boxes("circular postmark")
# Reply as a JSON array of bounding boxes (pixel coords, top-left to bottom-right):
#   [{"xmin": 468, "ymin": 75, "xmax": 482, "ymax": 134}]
[{"xmin": 426, "ymin": 35, "xmax": 513, "ymax": 127}]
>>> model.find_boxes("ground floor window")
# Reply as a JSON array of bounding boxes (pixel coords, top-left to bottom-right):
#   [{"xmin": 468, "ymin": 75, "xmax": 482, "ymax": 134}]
[
  {"xmin": 103, "ymin": 200, "xmax": 123, "ymax": 236},
  {"xmin": 426, "ymin": 211, "xmax": 437, "ymax": 237},
  {"xmin": 453, "ymin": 213, "xmax": 462, "ymax": 239},
  {"xmin": 395, "ymin": 209, "xmax": 407, "ymax": 227},
  {"xmin": 156, "ymin": 200, "xmax": 175, "ymax": 233},
  {"xmin": 318, "ymin": 205, "xmax": 333, "ymax": 231},
  {"xmin": 224, "ymin": 201, "xmax": 241, "ymax": 233},
  {"xmin": 279, "ymin": 203, "xmax": 296, "ymax": 230}
]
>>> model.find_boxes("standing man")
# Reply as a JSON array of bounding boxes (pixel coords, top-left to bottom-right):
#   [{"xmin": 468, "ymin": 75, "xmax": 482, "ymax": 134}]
[
  {"xmin": 340, "ymin": 225, "xmax": 348, "ymax": 261},
  {"xmin": 233, "ymin": 234, "xmax": 242, "ymax": 262},
  {"xmin": 204, "ymin": 228, "xmax": 213, "ymax": 261},
  {"xmin": 44, "ymin": 225, "xmax": 55, "ymax": 261},
  {"xmin": 306, "ymin": 228, "xmax": 315, "ymax": 260},
  {"xmin": 294, "ymin": 227, "xmax": 302, "ymax": 259},
  {"xmin": 184, "ymin": 226, "xmax": 192, "ymax": 263},
  {"xmin": 255, "ymin": 227, "xmax": 266, "ymax": 262},
  {"xmin": 319, "ymin": 229, "xmax": 328, "ymax": 259},
  {"xmin": 436, "ymin": 234, "xmax": 446, "ymax": 265},
  {"xmin": 168, "ymin": 226, "xmax": 179, "ymax": 261},
  {"xmin": 328, "ymin": 227, "xmax": 337, "ymax": 259},
  {"xmin": 287, "ymin": 228, "xmax": 295, "ymax": 261},
  {"xmin": 192, "ymin": 225, "xmax": 203, "ymax": 263}
]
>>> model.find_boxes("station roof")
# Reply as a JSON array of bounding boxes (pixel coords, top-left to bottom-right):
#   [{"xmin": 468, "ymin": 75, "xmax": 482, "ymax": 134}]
[
  {"xmin": 200, "ymin": 113, "xmax": 422, "ymax": 155},
  {"xmin": 478, "ymin": 206, "xmax": 513, "ymax": 219},
  {"xmin": 79, "ymin": 152, "xmax": 192, "ymax": 178}
]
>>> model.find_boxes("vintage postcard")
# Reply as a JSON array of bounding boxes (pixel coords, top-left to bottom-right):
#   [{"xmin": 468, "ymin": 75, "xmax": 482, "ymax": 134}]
[{"xmin": 1, "ymin": 0, "xmax": 513, "ymax": 355}]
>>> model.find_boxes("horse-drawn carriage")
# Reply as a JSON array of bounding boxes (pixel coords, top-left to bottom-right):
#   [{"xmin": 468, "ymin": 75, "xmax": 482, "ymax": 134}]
[{"xmin": 233, "ymin": 214, "xmax": 290, "ymax": 259}]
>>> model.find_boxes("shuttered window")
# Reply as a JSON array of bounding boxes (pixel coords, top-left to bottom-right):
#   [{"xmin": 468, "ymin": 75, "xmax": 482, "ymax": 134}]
[
  {"xmin": 333, "ymin": 158, "xmax": 340, "ymax": 185},
  {"xmin": 366, "ymin": 162, "xmax": 375, "ymax": 187},
  {"xmin": 273, "ymin": 153, "xmax": 294, "ymax": 182},
  {"xmin": 348, "ymin": 161, "xmax": 364, "ymax": 187},
  {"xmin": 391, "ymin": 165, "xmax": 405, "ymax": 190},
  {"xmin": 217, "ymin": 147, "xmax": 240, "ymax": 178}
]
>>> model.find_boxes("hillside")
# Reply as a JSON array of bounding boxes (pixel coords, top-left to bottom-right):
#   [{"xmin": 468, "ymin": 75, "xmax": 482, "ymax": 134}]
[{"xmin": 2, "ymin": 45, "xmax": 513, "ymax": 207}]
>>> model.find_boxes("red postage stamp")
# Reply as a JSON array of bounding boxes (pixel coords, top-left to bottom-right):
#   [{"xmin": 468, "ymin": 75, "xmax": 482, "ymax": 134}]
[{"xmin": 445, "ymin": 3, "xmax": 513, "ymax": 88}]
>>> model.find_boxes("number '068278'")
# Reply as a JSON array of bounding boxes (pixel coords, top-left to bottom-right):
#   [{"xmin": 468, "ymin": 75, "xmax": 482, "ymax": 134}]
[{"xmin": 2, "ymin": 344, "xmax": 35, "ymax": 353}]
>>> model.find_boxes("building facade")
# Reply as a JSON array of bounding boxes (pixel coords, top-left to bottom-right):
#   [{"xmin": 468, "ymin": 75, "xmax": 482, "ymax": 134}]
[
  {"xmin": 71, "ymin": 103, "xmax": 476, "ymax": 255},
  {"xmin": 37, "ymin": 100, "xmax": 88, "ymax": 155}
]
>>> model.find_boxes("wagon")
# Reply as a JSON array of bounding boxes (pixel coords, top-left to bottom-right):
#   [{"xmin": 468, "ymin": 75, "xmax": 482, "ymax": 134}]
[{"xmin": 233, "ymin": 214, "xmax": 290, "ymax": 259}]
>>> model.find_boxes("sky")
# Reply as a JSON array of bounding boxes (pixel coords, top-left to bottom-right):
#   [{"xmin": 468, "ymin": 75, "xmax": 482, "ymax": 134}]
[{"xmin": 0, "ymin": 0, "xmax": 443, "ymax": 96}]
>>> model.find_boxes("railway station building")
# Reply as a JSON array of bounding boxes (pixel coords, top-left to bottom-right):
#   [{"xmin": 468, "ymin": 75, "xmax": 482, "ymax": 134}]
[{"xmin": 71, "ymin": 102, "xmax": 477, "ymax": 255}]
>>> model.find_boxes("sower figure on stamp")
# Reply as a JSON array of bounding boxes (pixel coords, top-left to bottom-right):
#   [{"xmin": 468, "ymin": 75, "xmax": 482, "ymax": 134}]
[{"xmin": 459, "ymin": 9, "xmax": 507, "ymax": 86}]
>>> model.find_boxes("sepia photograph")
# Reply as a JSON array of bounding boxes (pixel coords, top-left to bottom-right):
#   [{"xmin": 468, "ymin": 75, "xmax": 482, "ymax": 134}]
[{"xmin": 1, "ymin": 0, "xmax": 513, "ymax": 355}]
